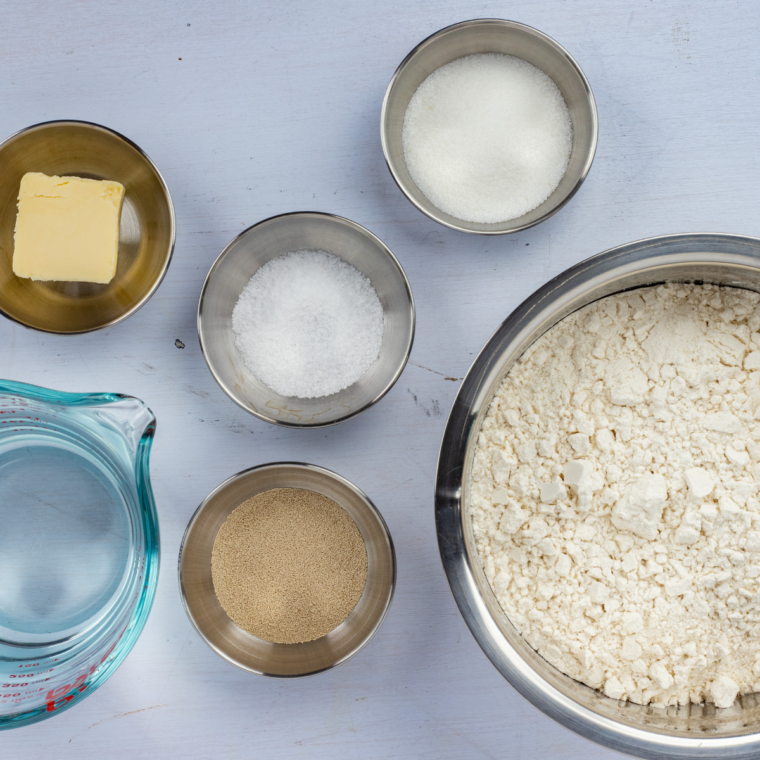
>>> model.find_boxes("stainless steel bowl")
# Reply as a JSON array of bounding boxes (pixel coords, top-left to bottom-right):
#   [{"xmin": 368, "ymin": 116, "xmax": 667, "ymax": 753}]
[
  {"xmin": 436, "ymin": 234, "xmax": 760, "ymax": 759},
  {"xmin": 381, "ymin": 19, "xmax": 598, "ymax": 235},
  {"xmin": 178, "ymin": 462, "xmax": 396, "ymax": 677},
  {"xmin": 0, "ymin": 120, "xmax": 175, "ymax": 333},
  {"xmin": 198, "ymin": 212, "xmax": 415, "ymax": 427}
]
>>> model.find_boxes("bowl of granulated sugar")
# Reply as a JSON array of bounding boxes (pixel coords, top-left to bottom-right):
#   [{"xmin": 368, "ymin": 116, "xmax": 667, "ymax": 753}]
[
  {"xmin": 381, "ymin": 19, "xmax": 597, "ymax": 235},
  {"xmin": 198, "ymin": 212, "xmax": 415, "ymax": 427},
  {"xmin": 178, "ymin": 462, "xmax": 396, "ymax": 677}
]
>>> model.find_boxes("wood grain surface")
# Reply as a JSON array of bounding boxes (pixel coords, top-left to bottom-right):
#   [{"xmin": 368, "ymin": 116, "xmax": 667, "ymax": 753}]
[{"xmin": 1, "ymin": 1, "xmax": 759, "ymax": 757}]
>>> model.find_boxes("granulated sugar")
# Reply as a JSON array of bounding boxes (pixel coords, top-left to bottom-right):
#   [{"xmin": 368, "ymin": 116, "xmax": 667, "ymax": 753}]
[
  {"xmin": 402, "ymin": 54, "xmax": 572, "ymax": 224},
  {"xmin": 211, "ymin": 487, "xmax": 367, "ymax": 644},
  {"xmin": 232, "ymin": 250, "xmax": 384, "ymax": 398},
  {"xmin": 469, "ymin": 284, "xmax": 760, "ymax": 708}
]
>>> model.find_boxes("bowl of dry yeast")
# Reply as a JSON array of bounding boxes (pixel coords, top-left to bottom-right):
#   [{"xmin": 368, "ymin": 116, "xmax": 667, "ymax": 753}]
[{"xmin": 178, "ymin": 462, "xmax": 395, "ymax": 677}]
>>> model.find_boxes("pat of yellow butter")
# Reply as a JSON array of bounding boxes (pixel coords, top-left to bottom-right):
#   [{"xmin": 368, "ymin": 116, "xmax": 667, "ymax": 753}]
[{"xmin": 13, "ymin": 172, "xmax": 125, "ymax": 284}]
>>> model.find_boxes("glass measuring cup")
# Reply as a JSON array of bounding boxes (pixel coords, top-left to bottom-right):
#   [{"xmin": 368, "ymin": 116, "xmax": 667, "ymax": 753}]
[{"xmin": 0, "ymin": 380, "xmax": 159, "ymax": 729}]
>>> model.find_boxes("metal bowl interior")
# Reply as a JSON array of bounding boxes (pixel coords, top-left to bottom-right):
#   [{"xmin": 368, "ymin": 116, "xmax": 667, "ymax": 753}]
[
  {"xmin": 435, "ymin": 234, "xmax": 760, "ymax": 759},
  {"xmin": 0, "ymin": 120, "xmax": 175, "ymax": 333},
  {"xmin": 198, "ymin": 212, "xmax": 415, "ymax": 427},
  {"xmin": 178, "ymin": 462, "xmax": 396, "ymax": 677},
  {"xmin": 381, "ymin": 18, "xmax": 598, "ymax": 235}
]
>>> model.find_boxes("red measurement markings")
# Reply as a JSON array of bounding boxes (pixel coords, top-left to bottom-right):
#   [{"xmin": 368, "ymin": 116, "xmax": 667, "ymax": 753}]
[{"xmin": 44, "ymin": 628, "xmax": 126, "ymax": 712}]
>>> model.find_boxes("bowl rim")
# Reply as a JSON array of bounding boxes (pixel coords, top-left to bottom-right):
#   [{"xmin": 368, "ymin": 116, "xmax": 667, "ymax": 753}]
[
  {"xmin": 435, "ymin": 232, "xmax": 760, "ymax": 758},
  {"xmin": 177, "ymin": 461, "xmax": 397, "ymax": 677},
  {"xmin": 197, "ymin": 210, "xmax": 416, "ymax": 428},
  {"xmin": 0, "ymin": 118, "xmax": 176, "ymax": 335},
  {"xmin": 380, "ymin": 17, "xmax": 599, "ymax": 236}
]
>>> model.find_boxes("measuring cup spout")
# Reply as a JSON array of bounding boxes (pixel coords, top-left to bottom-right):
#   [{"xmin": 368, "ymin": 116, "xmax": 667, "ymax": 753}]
[{"xmin": 92, "ymin": 394, "xmax": 156, "ymax": 465}]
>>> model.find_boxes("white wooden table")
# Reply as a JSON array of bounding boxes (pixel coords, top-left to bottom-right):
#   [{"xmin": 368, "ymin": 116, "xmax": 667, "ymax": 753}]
[{"xmin": 2, "ymin": 1, "xmax": 759, "ymax": 757}]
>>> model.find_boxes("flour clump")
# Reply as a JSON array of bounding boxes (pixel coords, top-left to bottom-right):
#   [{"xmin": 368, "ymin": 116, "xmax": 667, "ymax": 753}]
[{"xmin": 469, "ymin": 283, "xmax": 760, "ymax": 708}]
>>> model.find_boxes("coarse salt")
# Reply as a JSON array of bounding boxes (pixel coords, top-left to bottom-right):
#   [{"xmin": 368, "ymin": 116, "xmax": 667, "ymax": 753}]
[
  {"xmin": 231, "ymin": 250, "xmax": 384, "ymax": 398},
  {"xmin": 402, "ymin": 53, "xmax": 572, "ymax": 224}
]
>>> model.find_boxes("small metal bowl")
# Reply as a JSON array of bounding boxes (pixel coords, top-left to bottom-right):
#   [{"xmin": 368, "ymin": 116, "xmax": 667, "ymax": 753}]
[
  {"xmin": 381, "ymin": 19, "xmax": 598, "ymax": 235},
  {"xmin": 0, "ymin": 120, "xmax": 175, "ymax": 333},
  {"xmin": 178, "ymin": 462, "xmax": 396, "ymax": 677},
  {"xmin": 198, "ymin": 212, "xmax": 415, "ymax": 427},
  {"xmin": 436, "ymin": 234, "xmax": 760, "ymax": 758}
]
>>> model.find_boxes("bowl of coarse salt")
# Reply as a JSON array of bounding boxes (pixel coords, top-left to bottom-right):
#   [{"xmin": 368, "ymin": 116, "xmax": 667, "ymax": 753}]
[
  {"xmin": 381, "ymin": 19, "xmax": 597, "ymax": 235},
  {"xmin": 198, "ymin": 212, "xmax": 415, "ymax": 427}
]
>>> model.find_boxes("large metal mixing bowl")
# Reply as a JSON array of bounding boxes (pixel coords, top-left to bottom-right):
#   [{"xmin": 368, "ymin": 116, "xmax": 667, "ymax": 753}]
[{"xmin": 435, "ymin": 233, "xmax": 760, "ymax": 759}]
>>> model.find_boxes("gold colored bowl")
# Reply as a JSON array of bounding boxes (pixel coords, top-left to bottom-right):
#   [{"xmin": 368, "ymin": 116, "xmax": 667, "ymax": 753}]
[{"xmin": 0, "ymin": 120, "xmax": 175, "ymax": 333}]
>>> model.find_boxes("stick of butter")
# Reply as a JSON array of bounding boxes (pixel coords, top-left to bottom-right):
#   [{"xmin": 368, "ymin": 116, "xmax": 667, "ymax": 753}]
[{"xmin": 13, "ymin": 172, "xmax": 125, "ymax": 284}]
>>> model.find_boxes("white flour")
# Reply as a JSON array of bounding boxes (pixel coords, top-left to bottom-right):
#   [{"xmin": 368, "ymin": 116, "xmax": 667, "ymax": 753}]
[{"xmin": 469, "ymin": 284, "xmax": 760, "ymax": 708}]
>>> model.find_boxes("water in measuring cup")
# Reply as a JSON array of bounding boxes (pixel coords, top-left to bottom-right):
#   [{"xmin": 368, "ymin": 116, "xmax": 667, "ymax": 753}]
[{"xmin": 0, "ymin": 441, "xmax": 132, "ymax": 642}]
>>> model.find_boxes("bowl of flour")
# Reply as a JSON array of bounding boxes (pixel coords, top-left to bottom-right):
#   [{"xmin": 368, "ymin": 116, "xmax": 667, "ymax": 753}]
[
  {"xmin": 198, "ymin": 212, "xmax": 415, "ymax": 427},
  {"xmin": 436, "ymin": 233, "xmax": 760, "ymax": 758},
  {"xmin": 381, "ymin": 19, "xmax": 597, "ymax": 235}
]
